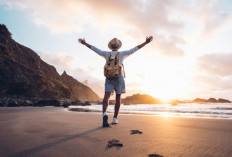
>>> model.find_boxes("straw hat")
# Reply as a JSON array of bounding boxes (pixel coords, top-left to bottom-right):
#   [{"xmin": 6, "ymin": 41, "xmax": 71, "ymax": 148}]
[{"xmin": 108, "ymin": 38, "xmax": 122, "ymax": 50}]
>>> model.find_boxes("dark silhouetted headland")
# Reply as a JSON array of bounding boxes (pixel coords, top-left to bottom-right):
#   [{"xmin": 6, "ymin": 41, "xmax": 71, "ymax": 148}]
[{"xmin": 122, "ymin": 94, "xmax": 162, "ymax": 105}]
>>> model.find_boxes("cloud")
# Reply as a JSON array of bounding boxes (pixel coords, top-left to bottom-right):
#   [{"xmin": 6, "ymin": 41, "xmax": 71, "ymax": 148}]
[
  {"xmin": 197, "ymin": 53, "xmax": 232, "ymax": 76},
  {"xmin": 3, "ymin": 0, "xmax": 230, "ymax": 57},
  {"xmin": 155, "ymin": 34, "xmax": 185, "ymax": 57},
  {"xmin": 2, "ymin": 1, "xmax": 229, "ymax": 33},
  {"xmin": 37, "ymin": 51, "xmax": 78, "ymax": 74},
  {"xmin": 186, "ymin": 0, "xmax": 230, "ymax": 36},
  {"xmin": 192, "ymin": 74, "xmax": 232, "ymax": 99},
  {"xmin": 0, "ymin": 0, "xmax": 183, "ymax": 56},
  {"xmin": 193, "ymin": 52, "xmax": 232, "ymax": 99}
]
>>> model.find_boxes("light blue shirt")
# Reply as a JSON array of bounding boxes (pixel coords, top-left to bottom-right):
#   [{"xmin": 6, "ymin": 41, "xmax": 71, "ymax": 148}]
[{"xmin": 91, "ymin": 46, "xmax": 139, "ymax": 65}]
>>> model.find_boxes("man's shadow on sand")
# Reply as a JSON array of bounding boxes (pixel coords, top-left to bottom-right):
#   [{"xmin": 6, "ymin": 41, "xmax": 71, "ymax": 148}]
[{"xmin": 8, "ymin": 126, "xmax": 103, "ymax": 157}]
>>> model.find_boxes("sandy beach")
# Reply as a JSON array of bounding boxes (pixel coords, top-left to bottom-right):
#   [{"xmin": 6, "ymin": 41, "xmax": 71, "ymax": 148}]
[{"xmin": 0, "ymin": 107, "xmax": 232, "ymax": 157}]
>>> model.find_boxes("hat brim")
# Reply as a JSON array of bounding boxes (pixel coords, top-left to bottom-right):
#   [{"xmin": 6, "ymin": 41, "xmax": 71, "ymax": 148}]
[{"xmin": 108, "ymin": 40, "xmax": 122, "ymax": 50}]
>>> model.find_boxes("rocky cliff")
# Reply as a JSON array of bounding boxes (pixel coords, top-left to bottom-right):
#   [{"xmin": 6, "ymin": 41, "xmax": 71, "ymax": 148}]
[
  {"xmin": 0, "ymin": 24, "xmax": 99, "ymax": 101},
  {"xmin": 60, "ymin": 71, "xmax": 99, "ymax": 101}
]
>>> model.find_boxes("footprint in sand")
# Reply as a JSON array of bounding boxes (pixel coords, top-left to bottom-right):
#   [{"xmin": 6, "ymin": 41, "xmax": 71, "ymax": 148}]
[
  {"xmin": 130, "ymin": 130, "xmax": 143, "ymax": 134},
  {"xmin": 107, "ymin": 139, "xmax": 123, "ymax": 148},
  {"xmin": 148, "ymin": 154, "xmax": 163, "ymax": 157}
]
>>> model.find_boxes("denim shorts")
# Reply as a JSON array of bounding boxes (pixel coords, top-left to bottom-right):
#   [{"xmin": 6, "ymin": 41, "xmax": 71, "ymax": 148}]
[{"xmin": 105, "ymin": 75, "xmax": 125, "ymax": 94}]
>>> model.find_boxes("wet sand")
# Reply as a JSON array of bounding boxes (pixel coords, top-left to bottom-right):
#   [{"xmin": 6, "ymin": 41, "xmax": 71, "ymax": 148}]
[{"xmin": 0, "ymin": 107, "xmax": 232, "ymax": 157}]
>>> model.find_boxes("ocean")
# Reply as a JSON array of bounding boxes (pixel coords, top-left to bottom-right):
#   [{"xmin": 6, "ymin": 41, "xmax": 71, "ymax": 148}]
[{"xmin": 68, "ymin": 103, "xmax": 232, "ymax": 119}]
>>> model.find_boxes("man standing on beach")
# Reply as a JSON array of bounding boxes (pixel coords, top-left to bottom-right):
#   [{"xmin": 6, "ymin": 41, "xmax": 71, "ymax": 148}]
[{"xmin": 78, "ymin": 36, "xmax": 153, "ymax": 127}]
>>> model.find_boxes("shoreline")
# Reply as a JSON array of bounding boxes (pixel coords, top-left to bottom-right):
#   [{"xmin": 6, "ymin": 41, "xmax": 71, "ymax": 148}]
[
  {"xmin": 0, "ymin": 106, "xmax": 231, "ymax": 120},
  {"xmin": 68, "ymin": 105, "xmax": 232, "ymax": 120}
]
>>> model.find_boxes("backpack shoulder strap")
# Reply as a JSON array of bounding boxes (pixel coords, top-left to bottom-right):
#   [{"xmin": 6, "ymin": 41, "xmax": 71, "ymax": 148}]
[
  {"xmin": 107, "ymin": 52, "xmax": 111, "ymax": 61},
  {"xmin": 115, "ymin": 52, "xmax": 126, "ymax": 78},
  {"xmin": 108, "ymin": 52, "xmax": 112, "ymax": 59},
  {"xmin": 114, "ymin": 52, "xmax": 120, "ymax": 65},
  {"xmin": 116, "ymin": 52, "xmax": 120, "ymax": 61}
]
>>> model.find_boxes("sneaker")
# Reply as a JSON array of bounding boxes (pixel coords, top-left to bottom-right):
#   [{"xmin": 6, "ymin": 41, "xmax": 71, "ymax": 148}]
[
  {"xmin": 112, "ymin": 117, "xmax": 118, "ymax": 124},
  {"xmin": 103, "ymin": 115, "xmax": 110, "ymax": 127}
]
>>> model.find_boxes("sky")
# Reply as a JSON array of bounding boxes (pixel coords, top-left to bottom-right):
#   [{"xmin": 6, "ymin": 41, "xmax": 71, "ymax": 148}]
[{"xmin": 0, "ymin": 0, "xmax": 232, "ymax": 100}]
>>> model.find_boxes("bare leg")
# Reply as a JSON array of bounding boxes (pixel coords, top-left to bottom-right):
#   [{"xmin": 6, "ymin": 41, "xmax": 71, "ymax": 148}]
[
  {"xmin": 103, "ymin": 92, "xmax": 111, "ymax": 113},
  {"xmin": 114, "ymin": 94, "xmax": 121, "ymax": 118}
]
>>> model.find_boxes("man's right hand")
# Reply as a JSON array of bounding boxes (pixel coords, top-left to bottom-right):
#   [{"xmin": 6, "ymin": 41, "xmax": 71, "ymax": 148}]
[
  {"xmin": 78, "ymin": 38, "xmax": 86, "ymax": 45},
  {"xmin": 146, "ymin": 36, "xmax": 153, "ymax": 43}
]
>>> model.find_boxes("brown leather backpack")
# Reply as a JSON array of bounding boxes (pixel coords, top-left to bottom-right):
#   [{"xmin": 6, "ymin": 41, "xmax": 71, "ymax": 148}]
[{"xmin": 104, "ymin": 52, "xmax": 122, "ymax": 78}]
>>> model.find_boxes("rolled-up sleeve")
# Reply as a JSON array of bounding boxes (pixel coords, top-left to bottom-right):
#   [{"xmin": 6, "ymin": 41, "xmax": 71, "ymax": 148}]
[
  {"xmin": 120, "ymin": 46, "xmax": 139, "ymax": 60},
  {"xmin": 91, "ymin": 46, "xmax": 108, "ymax": 59}
]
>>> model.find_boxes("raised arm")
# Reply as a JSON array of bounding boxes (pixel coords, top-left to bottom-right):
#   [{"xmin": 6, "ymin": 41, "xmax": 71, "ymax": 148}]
[
  {"xmin": 78, "ymin": 38, "xmax": 108, "ymax": 58},
  {"xmin": 137, "ymin": 36, "xmax": 153, "ymax": 49},
  {"xmin": 120, "ymin": 36, "xmax": 153, "ymax": 60},
  {"xmin": 78, "ymin": 38, "xmax": 92, "ymax": 49}
]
